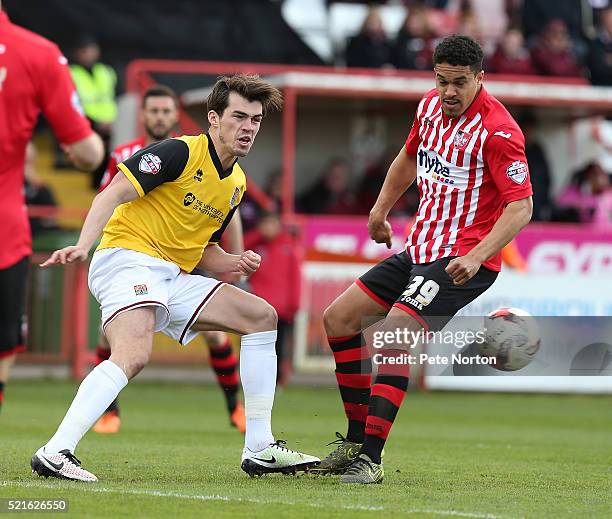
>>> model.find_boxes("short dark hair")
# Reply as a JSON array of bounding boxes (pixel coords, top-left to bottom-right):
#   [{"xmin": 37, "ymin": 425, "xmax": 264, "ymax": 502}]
[
  {"xmin": 142, "ymin": 85, "xmax": 179, "ymax": 108},
  {"xmin": 433, "ymin": 35, "xmax": 484, "ymax": 74},
  {"xmin": 206, "ymin": 74, "xmax": 283, "ymax": 117}
]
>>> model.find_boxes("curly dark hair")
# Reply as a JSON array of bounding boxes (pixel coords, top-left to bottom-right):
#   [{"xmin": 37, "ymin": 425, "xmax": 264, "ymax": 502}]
[{"xmin": 433, "ymin": 35, "xmax": 484, "ymax": 74}]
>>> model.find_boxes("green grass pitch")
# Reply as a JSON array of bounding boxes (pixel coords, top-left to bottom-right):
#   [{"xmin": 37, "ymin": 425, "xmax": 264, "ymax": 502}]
[{"xmin": 1, "ymin": 379, "xmax": 611, "ymax": 518}]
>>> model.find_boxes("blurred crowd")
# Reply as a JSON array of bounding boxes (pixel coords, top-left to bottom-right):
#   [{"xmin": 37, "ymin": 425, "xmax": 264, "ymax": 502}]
[
  {"xmin": 29, "ymin": 0, "xmax": 612, "ymax": 232},
  {"xmin": 295, "ymin": 131, "xmax": 612, "ymax": 224},
  {"xmin": 291, "ymin": 0, "xmax": 612, "ymax": 224},
  {"xmin": 343, "ymin": 0, "xmax": 612, "ymax": 85}
]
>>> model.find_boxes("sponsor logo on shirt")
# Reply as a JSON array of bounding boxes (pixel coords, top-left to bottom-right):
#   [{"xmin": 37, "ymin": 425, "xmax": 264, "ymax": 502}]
[
  {"xmin": 193, "ymin": 169, "xmax": 203, "ymax": 182},
  {"xmin": 134, "ymin": 284, "xmax": 148, "ymax": 296},
  {"xmin": 184, "ymin": 192, "xmax": 196, "ymax": 206},
  {"xmin": 506, "ymin": 160, "xmax": 528, "ymax": 184},
  {"xmin": 183, "ymin": 193, "xmax": 225, "ymax": 223},
  {"xmin": 453, "ymin": 130, "xmax": 471, "ymax": 150},
  {"xmin": 418, "ymin": 149, "xmax": 455, "ymax": 185},
  {"xmin": 139, "ymin": 153, "xmax": 162, "ymax": 174}
]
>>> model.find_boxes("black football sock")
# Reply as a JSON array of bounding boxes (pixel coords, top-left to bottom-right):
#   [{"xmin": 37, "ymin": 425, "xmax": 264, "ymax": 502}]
[
  {"xmin": 328, "ymin": 333, "xmax": 372, "ymax": 443},
  {"xmin": 360, "ymin": 349, "xmax": 409, "ymax": 464},
  {"xmin": 208, "ymin": 339, "xmax": 239, "ymax": 413}
]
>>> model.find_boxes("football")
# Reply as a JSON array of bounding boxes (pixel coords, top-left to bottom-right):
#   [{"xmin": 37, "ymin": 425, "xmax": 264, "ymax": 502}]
[{"xmin": 478, "ymin": 307, "xmax": 541, "ymax": 371}]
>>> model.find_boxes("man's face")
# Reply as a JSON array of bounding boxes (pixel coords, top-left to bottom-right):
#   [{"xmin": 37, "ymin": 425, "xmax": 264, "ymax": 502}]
[
  {"xmin": 75, "ymin": 44, "xmax": 100, "ymax": 68},
  {"xmin": 142, "ymin": 96, "xmax": 178, "ymax": 141},
  {"xmin": 209, "ymin": 92, "xmax": 263, "ymax": 158},
  {"xmin": 435, "ymin": 63, "xmax": 483, "ymax": 118}
]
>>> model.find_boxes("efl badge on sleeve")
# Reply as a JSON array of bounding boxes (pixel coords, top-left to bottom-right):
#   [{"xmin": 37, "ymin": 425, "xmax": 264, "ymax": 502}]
[
  {"xmin": 453, "ymin": 130, "xmax": 471, "ymax": 150},
  {"xmin": 506, "ymin": 160, "xmax": 529, "ymax": 184},
  {"xmin": 139, "ymin": 153, "xmax": 162, "ymax": 174}
]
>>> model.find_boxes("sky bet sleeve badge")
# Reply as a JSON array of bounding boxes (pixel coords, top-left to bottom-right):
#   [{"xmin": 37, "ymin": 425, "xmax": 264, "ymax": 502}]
[
  {"xmin": 506, "ymin": 160, "xmax": 528, "ymax": 184},
  {"xmin": 139, "ymin": 153, "xmax": 162, "ymax": 174}
]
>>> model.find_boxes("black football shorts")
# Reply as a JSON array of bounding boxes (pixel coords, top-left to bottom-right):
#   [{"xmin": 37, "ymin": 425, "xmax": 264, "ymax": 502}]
[
  {"xmin": 357, "ymin": 251, "xmax": 497, "ymax": 331},
  {"xmin": 0, "ymin": 256, "xmax": 29, "ymax": 357}
]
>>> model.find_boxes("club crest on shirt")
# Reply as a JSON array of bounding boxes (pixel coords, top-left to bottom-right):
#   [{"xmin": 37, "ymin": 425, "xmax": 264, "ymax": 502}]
[
  {"xmin": 506, "ymin": 160, "xmax": 529, "ymax": 184},
  {"xmin": 229, "ymin": 187, "xmax": 241, "ymax": 209},
  {"xmin": 133, "ymin": 284, "xmax": 148, "ymax": 296},
  {"xmin": 139, "ymin": 153, "xmax": 162, "ymax": 174},
  {"xmin": 453, "ymin": 130, "xmax": 471, "ymax": 150}
]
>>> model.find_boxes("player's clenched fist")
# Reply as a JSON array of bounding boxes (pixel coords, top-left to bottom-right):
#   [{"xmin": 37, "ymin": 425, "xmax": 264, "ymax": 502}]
[
  {"xmin": 236, "ymin": 250, "xmax": 261, "ymax": 276},
  {"xmin": 40, "ymin": 246, "xmax": 88, "ymax": 267},
  {"xmin": 445, "ymin": 256, "xmax": 481, "ymax": 286}
]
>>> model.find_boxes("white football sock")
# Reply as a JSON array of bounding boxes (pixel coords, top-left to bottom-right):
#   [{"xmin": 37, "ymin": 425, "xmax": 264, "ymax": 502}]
[
  {"xmin": 240, "ymin": 330, "xmax": 277, "ymax": 452},
  {"xmin": 45, "ymin": 360, "xmax": 128, "ymax": 453}
]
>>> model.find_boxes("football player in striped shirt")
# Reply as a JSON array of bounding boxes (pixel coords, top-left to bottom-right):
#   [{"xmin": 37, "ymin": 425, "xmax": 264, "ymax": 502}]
[{"xmin": 318, "ymin": 35, "xmax": 533, "ymax": 484}]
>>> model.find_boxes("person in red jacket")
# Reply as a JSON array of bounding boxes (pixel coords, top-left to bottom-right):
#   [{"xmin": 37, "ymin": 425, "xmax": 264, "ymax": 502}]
[
  {"xmin": 530, "ymin": 19, "xmax": 584, "ymax": 77},
  {"xmin": 0, "ymin": 5, "xmax": 103, "ymax": 412},
  {"xmin": 244, "ymin": 213, "xmax": 302, "ymax": 385},
  {"xmin": 488, "ymin": 28, "xmax": 536, "ymax": 76}
]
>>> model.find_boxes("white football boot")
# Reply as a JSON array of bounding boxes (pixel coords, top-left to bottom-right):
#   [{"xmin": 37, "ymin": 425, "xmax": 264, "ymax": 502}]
[
  {"xmin": 31, "ymin": 446, "xmax": 98, "ymax": 482},
  {"xmin": 241, "ymin": 440, "xmax": 320, "ymax": 476}
]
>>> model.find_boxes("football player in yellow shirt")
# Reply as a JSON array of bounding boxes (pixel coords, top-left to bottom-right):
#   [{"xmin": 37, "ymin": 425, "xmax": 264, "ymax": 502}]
[
  {"xmin": 32, "ymin": 74, "xmax": 319, "ymax": 482},
  {"xmin": 91, "ymin": 84, "xmax": 246, "ymax": 435}
]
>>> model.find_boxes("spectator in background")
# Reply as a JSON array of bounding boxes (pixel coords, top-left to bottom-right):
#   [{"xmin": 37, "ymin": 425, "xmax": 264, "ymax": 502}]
[
  {"xmin": 345, "ymin": 6, "xmax": 391, "ymax": 68},
  {"xmin": 390, "ymin": 7, "xmax": 434, "ymax": 70},
  {"xmin": 456, "ymin": 5, "xmax": 482, "ymax": 43},
  {"xmin": 238, "ymin": 191, "xmax": 264, "ymax": 232},
  {"xmin": 244, "ymin": 212, "xmax": 303, "ymax": 385},
  {"xmin": 587, "ymin": 7, "xmax": 612, "ymax": 85},
  {"xmin": 463, "ymin": 0, "xmax": 509, "ymax": 54},
  {"xmin": 556, "ymin": 161, "xmax": 612, "ymax": 223},
  {"xmin": 24, "ymin": 142, "xmax": 59, "ymax": 236},
  {"xmin": 488, "ymin": 28, "xmax": 536, "ymax": 76},
  {"xmin": 356, "ymin": 148, "xmax": 419, "ymax": 216},
  {"xmin": 520, "ymin": 115, "xmax": 553, "ymax": 221},
  {"xmin": 530, "ymin": 19, "xmax": 584, "ymax": 77},
  {"xmin": 298, "ymin": 158, "xmax": 356, "ymax": 214},
  {"xmin": 70, "ymin": 34, "xmax": 117, "ymax": 188},
  {"xmin": 239, "ymin": 170, "xmax": 283, "ymax": 232},
  {"xmin": 264, "ymin": 170, "xmax": 283, "ymax": 211},
  {"xmin": 521, "ymin": 0, "xmax": 590, "ymax": 44}
]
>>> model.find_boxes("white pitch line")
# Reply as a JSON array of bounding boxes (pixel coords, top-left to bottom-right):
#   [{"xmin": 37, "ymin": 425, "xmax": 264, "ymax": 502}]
[
  {"xmin": 406, "ymin": 509, "xmax": 512, "ymax": 519},
  {"xmin": 1, "ymin": 480, "xmax": 513, "ymax": 518}
]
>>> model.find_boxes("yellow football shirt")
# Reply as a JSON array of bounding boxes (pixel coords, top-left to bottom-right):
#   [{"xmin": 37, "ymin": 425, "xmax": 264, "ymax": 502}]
[{"xmin": 97, "ymin": 134, "xmax": 246, "ymax": 272}]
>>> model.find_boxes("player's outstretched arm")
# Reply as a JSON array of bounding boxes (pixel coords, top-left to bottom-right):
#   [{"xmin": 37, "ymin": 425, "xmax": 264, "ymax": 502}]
[
  {"xmin": 198, "ymin": 244, "xmax": 260, "ymax": 276},
  {"xmin": 368, "ymin": 147, "xmax": 417, "ymax": 248},
  {"xmin": 445, "ymin": 196, "xmax": 533, "ymax": 285},
  {"xmin": 40, "ymin": 172, "xmax": 138, "ymax": 267}
]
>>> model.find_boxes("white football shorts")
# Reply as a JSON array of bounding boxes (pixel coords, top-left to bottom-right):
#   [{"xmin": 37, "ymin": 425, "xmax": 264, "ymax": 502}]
[{"xmin": 88, "ymin": 248, "xmax": 224, "ymax": 345}]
